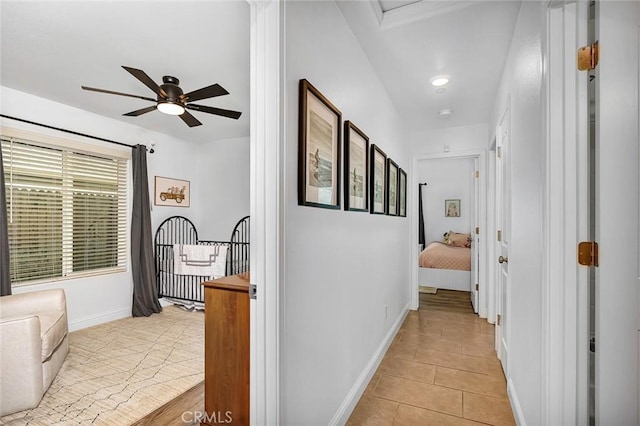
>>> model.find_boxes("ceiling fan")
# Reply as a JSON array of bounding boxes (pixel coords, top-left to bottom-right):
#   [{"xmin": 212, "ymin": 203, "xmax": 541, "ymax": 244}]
[{"xmin": 81, "ymin": 66, "xmax": 242, "ymax": 127}]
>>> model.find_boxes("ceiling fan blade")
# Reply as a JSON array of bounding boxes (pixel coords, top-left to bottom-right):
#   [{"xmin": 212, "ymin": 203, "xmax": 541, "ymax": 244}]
[
  {"xmin": 81, "ymin": 86, "xmax": 156, "ymax": 102},
  {"xmin": 182, "ymin": 84, "xmax": 229, "ymax": 103},
  {"xmin": 122, "ymin": 66, "xmax": 166, "ymax": 98},
  {"xmin": 123, "ymin": 105, "xmax": 157, "ymax": 117},
  {"xmin": 186, "ymin": 103, "xmax": 242, "ymax": 120},
  {"xmin": 179, "ymin": 111, "xmax": 202, "ymax": 127}
]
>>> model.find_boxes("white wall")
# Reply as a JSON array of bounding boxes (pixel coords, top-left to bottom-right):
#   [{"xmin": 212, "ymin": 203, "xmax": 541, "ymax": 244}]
[
  {"xmin": 489, "ymin": 2, "xmax": 546, "ymax": 424},
  {"xmin": 409, "ymin": 123, "xmax": 489, "ymax": 155},
  {"xmin": 418, "ymin": 158, "xmax": 475, "ymax": 243},
  {"xmin": 193, "ymin": 136, "xmax": 249, "ymax": 241},
  {"xmin": 283, "ymin": 1, "xmax": 411, "ymax": 423},
  {"xmin": 1, "ymin": 86, "xmax": 249, "ymax": 330}
]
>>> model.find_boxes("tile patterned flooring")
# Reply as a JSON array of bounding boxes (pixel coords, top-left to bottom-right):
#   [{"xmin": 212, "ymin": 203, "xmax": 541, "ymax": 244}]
[{"xmin": 347, "ymin": 290, "xmax": 515, "ymax": 426}]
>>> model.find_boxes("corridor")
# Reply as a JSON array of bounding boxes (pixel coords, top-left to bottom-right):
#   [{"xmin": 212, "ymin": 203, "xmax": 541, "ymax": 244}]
[{"xmin": 348, "ymin": 290, "xmax": 515, "ymax": 425}]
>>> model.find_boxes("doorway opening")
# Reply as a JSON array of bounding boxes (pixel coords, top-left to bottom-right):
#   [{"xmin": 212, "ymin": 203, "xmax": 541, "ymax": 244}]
[{"xmin": 411, "ymin": 150, "xmax": 488, "ymax": 318}]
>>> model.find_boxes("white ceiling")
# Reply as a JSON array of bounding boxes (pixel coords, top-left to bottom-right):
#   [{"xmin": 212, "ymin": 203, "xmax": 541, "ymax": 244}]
[
  {"xmin": 0, "ymin": 1, "xmax": 250, "ymax": 144},
  {"xmin": 338, "ymin": 0, "xmax": 522, "ymax": 134},
  {"xmin": 0, "ymin": 1, "xmax": 521, "ymax": 144}
]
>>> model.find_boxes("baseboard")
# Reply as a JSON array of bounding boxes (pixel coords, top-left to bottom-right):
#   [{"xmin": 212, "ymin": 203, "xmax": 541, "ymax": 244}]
[
  {"xmin": 68, "ymin": 306, "xmax": 131, "ymax": 332},
  {"xmin": 507, "ymin": 377, "xmax": 527, "ymax": 426},
  {"xmin": 329, "ymin": 303, "xmax": 410, "ymax": 425}
]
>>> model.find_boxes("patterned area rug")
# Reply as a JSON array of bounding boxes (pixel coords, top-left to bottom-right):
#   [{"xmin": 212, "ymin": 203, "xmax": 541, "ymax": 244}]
[{"xmin": 1, "ymin": 306, "xmax": 204, "ymax": 425}]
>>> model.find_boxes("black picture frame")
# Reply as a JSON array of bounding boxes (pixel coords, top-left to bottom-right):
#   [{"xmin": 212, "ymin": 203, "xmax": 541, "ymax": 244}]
[
  {"xmin": 398, "ymin": 168, "xmax": 407, "ymax": 217},
  {"xmin": 386, "ymin": 158, "xmax": 399, "ymax": 216},
  {"xmin": 370, "ymin": 144, "xmax": 387, "ymax": 215},
  {"xmin": 298, "ymin": 79, "xmax": 342, "ymax": 209},
  {"xmin": 344, "ymin": 121, "xmax": 369, "ymax": 212}
]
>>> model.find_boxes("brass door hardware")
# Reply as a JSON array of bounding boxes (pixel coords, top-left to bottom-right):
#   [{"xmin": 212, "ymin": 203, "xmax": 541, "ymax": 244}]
[
  {"xmin": 578, "ymin": 41, "xmax": 599, "ymax": 71},
  {"xmin": 578, "ymin": 241, "xmax": 599, "ymax": 267}
]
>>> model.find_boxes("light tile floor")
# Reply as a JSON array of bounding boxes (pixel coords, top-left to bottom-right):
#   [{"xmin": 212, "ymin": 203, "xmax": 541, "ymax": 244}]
[{"xmin": 347, "ymin": 290, "xmax": 515, "ymax": 426}]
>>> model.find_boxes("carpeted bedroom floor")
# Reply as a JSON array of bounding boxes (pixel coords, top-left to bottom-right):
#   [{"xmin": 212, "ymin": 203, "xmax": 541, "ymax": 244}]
[{"xmin": 1, "ymin": 305, "xmax": 204, "ymax": 426}]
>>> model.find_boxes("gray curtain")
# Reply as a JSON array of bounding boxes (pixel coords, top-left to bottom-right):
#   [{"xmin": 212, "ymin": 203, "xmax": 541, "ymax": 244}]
[
  {"xmin": 131, "ymin": 145, "xmax": 161, "ymax": 316},
  {"xmin": 0, "ymin": 146, "xmax": 10, "ymax": 296},
  {"xmin": 418, "ymin": 183, "xmax": 426, "ymax": 248}
]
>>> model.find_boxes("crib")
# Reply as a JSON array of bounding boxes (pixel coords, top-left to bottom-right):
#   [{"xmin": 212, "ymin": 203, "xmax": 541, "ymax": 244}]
[{"xmin": 154, "ymin": 215, "xmax": 250, "ymax": 303}]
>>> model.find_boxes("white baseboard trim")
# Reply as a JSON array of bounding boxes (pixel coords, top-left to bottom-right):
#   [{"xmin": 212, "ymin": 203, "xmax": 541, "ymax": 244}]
[
  {"xmin": 507, "ymin": 377, "xmax": 527, "ymax": 426},
  {"xmin": 68, "ymin": 306, "xmax": 131, "ymax": 332},
  {"xmin": 329, "ymin": 303, "xmax": 410, "ymax": 425}
]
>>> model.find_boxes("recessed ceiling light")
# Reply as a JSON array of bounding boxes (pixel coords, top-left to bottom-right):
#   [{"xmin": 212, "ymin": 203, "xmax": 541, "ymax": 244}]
[
  {"xmin": 439, "ymin": 108, "xmax": 453, "ymax": 117},
  {"xmin": 430, "ymin": 75, "xmax": 450, "ymax": 87}
]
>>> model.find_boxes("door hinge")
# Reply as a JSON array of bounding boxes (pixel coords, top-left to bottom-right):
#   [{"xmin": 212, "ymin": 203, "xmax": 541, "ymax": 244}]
[
  {"xmin": 578, "ymin": 41, "xmax": 599, "ymax": 71},
  {"xmin": 497, "ymin": 146, "xmax": 502, "ymax": 159},
  {"xmin": 249, "ymin": 284, "xmax": 257, "ymax": 300},
  {"xmin": 475, "ymin": 170, "xmax": 479, "ymax": 178},
  {"xmin": 497, "ymin": 230, "xmax": 502, "ymax": 242},
  {"xmin": 475, "ymin": 283, "xmax": 479, "ymax": 291},
  {"xmin": 475, "ymin": 227, "xmax": 479, "ymax": 235},
  {"xmin": 578, "ymin": 241, "xmax": 599, "ymax": 267},
  {"xmin": 497, "ymin": 314, "xmax": 502, "ymax": 326}
]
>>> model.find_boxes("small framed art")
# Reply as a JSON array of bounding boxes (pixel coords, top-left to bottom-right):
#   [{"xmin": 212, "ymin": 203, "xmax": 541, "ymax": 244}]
[
  {"xmin": 154, "ymin": 176, "xmax": 190, "ymax": 207},
  {"xmin": 298, "ymin": 79, "xmax": 342, "ymax": 209},
  {"xmin": 398, "ymin": 169, "xmax": 407, "ymax": 217},
  {"xmin": 370, "ymin": 144, "xmax": 387, "ymax": 215},
  {"xmin": 344, "ymin": 121, "xmax": 369, "ymax": 212},
  {"xmin": 386, "ymin": 159, "xmax": 399, "ymax": 216},
  {"xmin": 445, "ymin": 199, "xmax": 461, "ymax": 217}
]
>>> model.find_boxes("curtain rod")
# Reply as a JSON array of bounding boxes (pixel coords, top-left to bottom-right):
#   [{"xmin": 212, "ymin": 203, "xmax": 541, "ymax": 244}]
[{"xmin": 0, "ymin": 114, "xmax": 136, "ymax": 150}]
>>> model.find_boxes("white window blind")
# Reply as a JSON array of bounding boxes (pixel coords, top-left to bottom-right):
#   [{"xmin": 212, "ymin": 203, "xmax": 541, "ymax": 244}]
[{"xmin": 1, "ymin": 136, "xmax": 128, "ymax": 284}]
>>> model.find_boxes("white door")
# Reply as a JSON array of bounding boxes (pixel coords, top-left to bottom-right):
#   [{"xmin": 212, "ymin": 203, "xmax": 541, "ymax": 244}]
[
  {"xmin": 470, "ymin": 158, "xmax": 479, "ymax": 312},
  {"xmin": 594, "ymin": 1, "xmax": 639, "ymax": 423},
  {"xmin": 495, "ymin": 106, "xmax": 510, "ymax": 376}
]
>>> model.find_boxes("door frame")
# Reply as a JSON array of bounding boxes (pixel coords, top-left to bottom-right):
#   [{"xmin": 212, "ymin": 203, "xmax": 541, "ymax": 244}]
[
  {"xmin": 486, "ymin": 141, "xmax": 497, "ymax": 323},
  {"xmin": 410, "ymin": 150, "xmax": 488, "ymax": 318},
  {"xmin": 541, "ymin": 2, "xmax": 589, "ymax": 424},
  {"xmin": 248, "ymin": 1, "xmax": 283, "ymax": 424}
]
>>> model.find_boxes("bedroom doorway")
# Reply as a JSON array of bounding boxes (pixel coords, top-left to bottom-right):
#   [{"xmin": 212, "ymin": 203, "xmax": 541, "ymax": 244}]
[{"xmin": 411, "ymin": 150, "xmax": 487, "ymax": 317}]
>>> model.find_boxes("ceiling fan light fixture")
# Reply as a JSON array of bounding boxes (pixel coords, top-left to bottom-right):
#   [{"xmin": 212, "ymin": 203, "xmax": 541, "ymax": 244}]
[
  {"xmin": 82, "ymin": 66, "xmax": 242, "ymax": 127},
  {"xmin": 157, "ymin": 101, "xmax": 185, "ymax": 116},
  {"xmin": 430, "ymin": 75, "xmax": 450, "ymax": 87}
]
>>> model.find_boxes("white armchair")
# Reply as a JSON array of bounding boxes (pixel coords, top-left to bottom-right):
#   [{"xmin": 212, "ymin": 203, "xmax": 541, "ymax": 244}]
[{"xmin": 0, "ymin": 289, "xmax": 69, "ymax": 416}]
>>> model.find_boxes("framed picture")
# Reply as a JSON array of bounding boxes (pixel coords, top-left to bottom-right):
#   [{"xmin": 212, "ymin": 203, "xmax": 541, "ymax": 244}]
[
  {"xmin": 154, "ymin": 176, "xmax": 190, "ymax": 207},
  {"xmin": 398, "ymin": 169, "xmax": 407, "ymax": 217},
  {"xmin": 344, "ymin": 121, "xmax": 369, "ymax": 212},
  {"xmin": 445, "ymin": 199, "xmax": 460, "ymax": 217},
  {"xmin": 386, "ymin": 159, "xmax": 399, "ymax": 216},
  {"xmin": 370, "ymin": 144, "xmax": 387, "ymax": 215},
  {"xmin": 298, "ymin": 79, "xmax": 342, "ymax": 209}
]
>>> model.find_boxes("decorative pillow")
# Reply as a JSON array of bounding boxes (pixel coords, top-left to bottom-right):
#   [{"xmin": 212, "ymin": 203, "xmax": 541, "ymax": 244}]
[
  {"xmin": 446, "ymin": 231, "xmax": 471, "ymax": 248},
  {"xmin": 465, "ymin": 236, "xmax": 472, "ymax": 248}
]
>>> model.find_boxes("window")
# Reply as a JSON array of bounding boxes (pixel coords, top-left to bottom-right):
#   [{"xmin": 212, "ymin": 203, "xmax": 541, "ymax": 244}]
[{"xmin": 2, "ymin": 134, "xmax": 128, "ymax": 284}]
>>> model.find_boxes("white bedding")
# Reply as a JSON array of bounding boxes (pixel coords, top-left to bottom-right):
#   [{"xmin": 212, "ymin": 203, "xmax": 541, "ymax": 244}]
[{"xmin": 173, "ymin": 244, "xmax": 228, "ymax": 277}]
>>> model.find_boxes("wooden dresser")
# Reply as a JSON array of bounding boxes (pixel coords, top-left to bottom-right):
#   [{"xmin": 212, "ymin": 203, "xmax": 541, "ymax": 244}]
[{"xmin": 202, "ymin": 273, "xmax": 250, "ymax": 425}]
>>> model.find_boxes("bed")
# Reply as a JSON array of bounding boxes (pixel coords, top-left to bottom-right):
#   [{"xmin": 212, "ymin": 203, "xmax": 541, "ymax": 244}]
[
  {"xmin": 154, "ymin": 215, "xmax": 250, "ymax": 306},
  {"xmin": 418, "ymin": 232, "xmax": 471, "ymax": 292}
]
